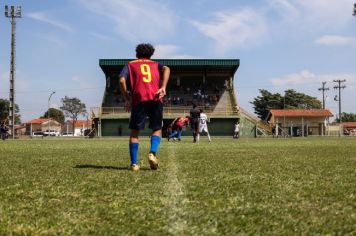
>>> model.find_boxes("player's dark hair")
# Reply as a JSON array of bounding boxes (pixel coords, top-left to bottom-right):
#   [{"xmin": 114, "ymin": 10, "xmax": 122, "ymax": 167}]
[
  {"xmin": 200, "ymin": 109, "xmax": 203, "ymax": 113},
  {"xmin": 136, "ymin": 43, "xmax": 155, "ymax": 59}
]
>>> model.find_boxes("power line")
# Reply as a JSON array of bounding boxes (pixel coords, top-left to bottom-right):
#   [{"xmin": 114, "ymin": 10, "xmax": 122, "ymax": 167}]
[{"xmin": 318, "ymin": 82, "xmax": 329, "ymax": 109}]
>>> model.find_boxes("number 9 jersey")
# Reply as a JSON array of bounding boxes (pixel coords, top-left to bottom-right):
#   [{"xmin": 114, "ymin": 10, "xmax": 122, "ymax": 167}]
[{"xmin": 121, "ymin": 59, "xmax": 164, "ymax": 106}]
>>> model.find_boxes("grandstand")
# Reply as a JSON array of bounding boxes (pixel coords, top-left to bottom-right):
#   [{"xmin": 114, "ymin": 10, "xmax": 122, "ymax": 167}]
[{"xmin": 91, "ymin": 59, "xmax": 258, "ymax": 137}]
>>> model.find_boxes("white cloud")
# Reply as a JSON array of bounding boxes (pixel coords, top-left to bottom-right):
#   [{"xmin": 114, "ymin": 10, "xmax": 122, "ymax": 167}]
[
  {"xmin": 27, "ymin": 12, "xmax": 73, "ymax": 32},
  {"xmin": 71, "ymin": 76, "xmax": 81, "ymax": 82},
  {"xmin": 271, "ymin": 70, "xmax": 356, "ymax": 89},
  {"xmin": 42, "ymin": 34, "xmax": 67, "ymax": 48},
  {"xmin": 78, "ymin": 0, "xmax": 176, "ymax": 42},
  {"xmin": 267, "ymin": 0, "xmax": 300, "ymax": 20},
  {"xmin": 153, "ymin": 45, "xmax": 197, "ymax": 59},
  {"xmin": 315, "ymin": 35, "xmax": 356, "ymax": 46},
  {"xmin": 90, "ymin": 32, "xmax": 113, "ymax": 41},
  {"xmin": 70, "ymin": 75, "xmax": 95, "ymax": 90},
  {"xmin": 191, "ymin": 8, "xmax": 268, "ymax": 52},
  {"xmin": 268, "ymin": 0, "xmax": 355, "ymax": 33}
]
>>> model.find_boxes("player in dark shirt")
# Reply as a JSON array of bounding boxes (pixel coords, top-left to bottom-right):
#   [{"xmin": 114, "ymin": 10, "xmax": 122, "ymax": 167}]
[
  {"xmin": 119, "ymin": 43, "xmax": 170, "ymax": 171},
  {"xmin": 190, "ymin": 103, "xmax": 201, "ymax": 143}
]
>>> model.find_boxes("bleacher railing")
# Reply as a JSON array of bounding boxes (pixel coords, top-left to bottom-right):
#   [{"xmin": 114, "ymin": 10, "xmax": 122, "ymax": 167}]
[{"xmin": 90, "ymin": 106, "xmax": 238, "ymax": 119}]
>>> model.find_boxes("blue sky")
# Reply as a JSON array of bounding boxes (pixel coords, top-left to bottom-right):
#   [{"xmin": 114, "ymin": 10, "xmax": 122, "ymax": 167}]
[{"xmin": 1, "ymin": 0, "xmax": 356, "ymax": 122}]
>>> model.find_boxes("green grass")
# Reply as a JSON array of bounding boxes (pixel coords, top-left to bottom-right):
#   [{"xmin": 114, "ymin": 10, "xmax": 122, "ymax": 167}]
[{"xmin": 0, "ymin": 137, "xmax": 355, "ymax": 235}]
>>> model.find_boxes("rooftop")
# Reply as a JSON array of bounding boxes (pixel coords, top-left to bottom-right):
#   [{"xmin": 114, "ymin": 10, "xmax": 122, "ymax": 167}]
[
  {"xmin": 99, "ymin": 59, "xmax": 240, "ymax": 76},
  {"xmin": 270, "ymin": 109, "xmax": 333, "ymax": 117},
  {"xmin": 25, "ymin": 118, "xmax": 49, "ymax": 124}
]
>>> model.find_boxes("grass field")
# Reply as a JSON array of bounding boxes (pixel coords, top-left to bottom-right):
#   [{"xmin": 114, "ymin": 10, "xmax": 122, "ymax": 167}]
[{"xmin": 0, "ymin": 137, "xmax": 355, "ymax": 235}]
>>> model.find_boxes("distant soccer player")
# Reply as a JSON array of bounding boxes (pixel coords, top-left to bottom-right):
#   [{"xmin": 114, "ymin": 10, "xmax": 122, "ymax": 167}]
[
  {"xmin": 119, "ymin": 43, "xmax": 170, "ymax": 171},
  {"xmin": 190, "ymin": 103, "xmax": 200, "ymax": 143},
  {"xmin": 233, "ymin": 121, "xmax": 240, "ymax": 139},
  {"xmin": 197, "ymin": 109, "xmax": 211, "ymax": 142},
  {"xmin": 168, "ymin": 116, "xmax": 190, "ymax": 141}
]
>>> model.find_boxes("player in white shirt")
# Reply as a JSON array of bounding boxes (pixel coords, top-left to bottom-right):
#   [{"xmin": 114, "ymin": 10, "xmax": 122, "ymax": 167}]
[{"xmin": 197, "ymin": 109, "xmax": 211, "ymax": 142}]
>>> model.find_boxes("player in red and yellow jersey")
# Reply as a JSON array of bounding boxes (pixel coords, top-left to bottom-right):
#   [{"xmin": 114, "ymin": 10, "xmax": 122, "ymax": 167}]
[
  {"xmin": 168, "ymin": 116, "xmax": 190, "ymax": 141},
  {"xmin": 119, "ymin": 43, "xmax": 170, "ymax": 171}
]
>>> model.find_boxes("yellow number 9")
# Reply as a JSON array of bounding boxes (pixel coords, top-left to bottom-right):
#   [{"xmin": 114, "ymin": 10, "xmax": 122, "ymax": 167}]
[{"xmin": 140, "ymin": 64, "xmax": 152, "ymax": 83}]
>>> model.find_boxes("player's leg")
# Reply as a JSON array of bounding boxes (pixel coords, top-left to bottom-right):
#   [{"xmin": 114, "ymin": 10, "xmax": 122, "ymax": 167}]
[
  {"xmin": 177, "ymin": 127, "xmax": 182, "ymax": 141},
  {"xmin": 129, "ymin": 129, "xmax": 140, "ymax": 171},
  {"xmin": 169, "ymin": 129, "xmax": 178, "ymax": 140},
  {"xmin": 197, "ymin": 125, "xmax": 203, "ymax": 142},
  {"xmin": 128, "ymin": 103, "xmax": 146, "ymax": 171},
  {"xmin": 192, "ymin": 121, "xmax": 198, "ymax": 143},
  {"xmin": 147, "ymin": 101, "xmax": 163, "ymax": 170},
  {"xmin": 205, "ymin": 127, "xmax": 211, "ymax": 142},
  {"xmin": 150, "ymin": 129, "xmax": 161, "ymax": 155},
  {"xmin": 194, "ymin": 121, "xmax": 200, "ymax": 143}
]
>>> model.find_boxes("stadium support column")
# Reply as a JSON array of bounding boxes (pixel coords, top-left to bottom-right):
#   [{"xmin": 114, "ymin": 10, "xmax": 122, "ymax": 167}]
[
  {"xmin": 333, "ymin": 79, "xmax": 346, "ymax": 136},
  {"xmin": 5, "ymin": 5, "xmax": 21, "ymax": 139}
]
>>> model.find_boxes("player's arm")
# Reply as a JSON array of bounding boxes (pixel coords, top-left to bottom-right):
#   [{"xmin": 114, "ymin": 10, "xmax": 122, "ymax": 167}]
[
  {"xmin": 119, "ymin": 65, "xmax": 131, "ymax": 112},
  {"xmin": 156, "ymin": 65, "xmax": 170, "ymax": 99},
  {"xmin": 170, "ymin": 118, "xmax": 178, "ymax": 127},
  {"xmin": 119, "ymin": 77, "xmax": 130, "ymax": 112}
]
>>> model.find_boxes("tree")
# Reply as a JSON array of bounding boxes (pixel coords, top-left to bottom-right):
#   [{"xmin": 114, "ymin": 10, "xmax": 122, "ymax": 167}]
[
  {"xmin": 60, "ymin": 96, "xmax": 86, "ymax": 134},
  {"xmin": 41, "ymin": 108, "xmax": 65, "ymax": 124},
  {"xmin": 0, "ymin": 98, "xmax": 21, "ymax": 124},
  {"xmin": 336, "ymin": 112, "xmax": 356, "ymax": 122},
  {"xmin": 251, "ymin": 89, "xmax": 322, "ymax": 120}
]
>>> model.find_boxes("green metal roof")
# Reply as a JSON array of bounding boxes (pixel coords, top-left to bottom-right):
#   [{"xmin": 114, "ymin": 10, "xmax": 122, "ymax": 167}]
[{"xmin": 99, "ymin": 59, "xmax": 240, "ymax": 75}]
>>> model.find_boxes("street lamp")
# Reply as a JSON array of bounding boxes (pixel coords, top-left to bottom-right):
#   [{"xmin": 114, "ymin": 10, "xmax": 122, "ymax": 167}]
[{"xmin": 48, "ymin": 91, "xmax": 56, "ymax": 136}]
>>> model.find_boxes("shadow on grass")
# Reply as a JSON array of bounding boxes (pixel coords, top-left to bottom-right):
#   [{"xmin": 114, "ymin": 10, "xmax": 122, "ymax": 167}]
[{"xmin": 74, "ymin": 164, "xmax": 152, "ymax": 171}]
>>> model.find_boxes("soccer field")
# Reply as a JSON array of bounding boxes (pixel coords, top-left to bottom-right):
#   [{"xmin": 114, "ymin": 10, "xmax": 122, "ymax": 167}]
[{"xmin": 0, "ymin": 137, "xmax": 355, "ymax": 235}]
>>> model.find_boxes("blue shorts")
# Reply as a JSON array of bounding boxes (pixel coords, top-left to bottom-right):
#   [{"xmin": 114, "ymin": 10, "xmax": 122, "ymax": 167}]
[{"xmin": 129, "ymin": 101, "xmax": 163, "ymax": 131}]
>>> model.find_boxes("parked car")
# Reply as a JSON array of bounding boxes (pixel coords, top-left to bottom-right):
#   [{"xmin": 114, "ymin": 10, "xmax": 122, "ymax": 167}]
[
  {"xmin": 43, "ymin": 130, "xmax": 60, "ymax": 136},
  {"xmin": 32, "ymin": 131, "xmax": 44, "ymax": 137},
  {"xmin": 62, "ymin": 132, "xmax": 74, "ymax": 137}
]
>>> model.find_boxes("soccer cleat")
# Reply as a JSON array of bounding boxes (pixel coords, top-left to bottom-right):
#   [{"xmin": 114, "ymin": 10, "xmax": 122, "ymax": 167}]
[
  {"xmin": 148, "ymin": 153, "xmax": 159, "ymax": 170},
  {"xmin": 130, "ymin": 164, "xmax": 140, "ymax": 172}
]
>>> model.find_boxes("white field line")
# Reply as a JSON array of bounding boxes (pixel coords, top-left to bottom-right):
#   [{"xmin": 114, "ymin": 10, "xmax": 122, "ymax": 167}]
[{"xmin": 165, "ymin": 144, "xmax": 188, "ymax": 235}]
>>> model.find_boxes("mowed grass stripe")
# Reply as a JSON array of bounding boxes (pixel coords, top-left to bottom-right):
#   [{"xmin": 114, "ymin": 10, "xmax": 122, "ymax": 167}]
[{"xmin": 164, "ymin": 143, "xmax": 188, "ymax": 235}]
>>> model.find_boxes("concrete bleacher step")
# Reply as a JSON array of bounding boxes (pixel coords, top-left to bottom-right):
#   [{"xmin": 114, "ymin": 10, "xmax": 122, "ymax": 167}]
[{"xmin": 213, "ymin": 91, "xmax": 236, "ymax": 114}]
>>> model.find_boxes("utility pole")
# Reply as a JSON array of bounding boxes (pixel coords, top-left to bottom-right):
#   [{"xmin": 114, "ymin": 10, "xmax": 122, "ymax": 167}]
[
  {"xmin": 318, "ymin": 82, "xmax": 329, "ymax": 109},
  {"xmin": 333, "ymin": 80, "xmax": 346, "ymax": 136},
  {"xmin": 5, "ymin": 5, "xmax": 22, "ymax": 139}
]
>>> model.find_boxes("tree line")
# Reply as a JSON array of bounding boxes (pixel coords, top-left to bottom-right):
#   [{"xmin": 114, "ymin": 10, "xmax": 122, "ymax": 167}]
[
  {"xmin": 1, "ymin": 89, "xmax": 356, "ymax": 126},
  {"xmin": 251, "ymin": 89, "xmax": 355, "ymax": 122},
  {"xmin": 0, "ymin": 96, "xmax": 86, "ymax": 131}
]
